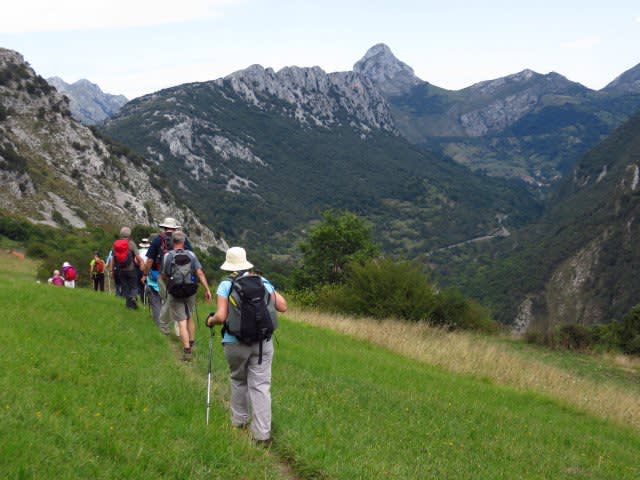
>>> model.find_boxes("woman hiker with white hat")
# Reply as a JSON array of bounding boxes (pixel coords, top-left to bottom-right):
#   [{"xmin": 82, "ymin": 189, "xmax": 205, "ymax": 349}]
[{"xmin": 206, "ymin": 247, "xmax": 287, "ymax": 445}]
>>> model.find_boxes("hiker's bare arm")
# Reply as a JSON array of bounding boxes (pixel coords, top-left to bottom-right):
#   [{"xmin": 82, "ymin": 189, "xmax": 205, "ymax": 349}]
[
  {"xmin": 207, "ymin": 296, "xmax": 228, "ymax": 325},
  {"xmin": 196, "ymin": 268, "xmax": 212, "ymax": 302},
  {"xmin": 143, "ymin": 257, "xmax": 153, "ymax": 275},
  {"xmin": 274, "ymin": 291, "xmax": 287, "ymax": 312}
]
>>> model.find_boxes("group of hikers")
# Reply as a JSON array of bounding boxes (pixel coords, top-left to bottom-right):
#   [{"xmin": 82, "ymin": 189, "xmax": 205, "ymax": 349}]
[{"xmin": 48, "ymin": 216, "xmax": 287, "ymax": 445}]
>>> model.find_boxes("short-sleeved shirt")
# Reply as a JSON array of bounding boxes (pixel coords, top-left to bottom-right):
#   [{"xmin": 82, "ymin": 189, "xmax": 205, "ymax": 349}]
[
  {"xmin": 218, "ymin": 274, "xmax": 275, "ymax": 344},
  {"xmin": 146, "ymin": 232, "xmax": 192, "ymax": 271},
  {"xmin": 119, "ymin": 240, "xmax": 140, "ymax": 272},
  {"xmin": 161, "ymin": 249, "xmax": 202, "ymax": 279}
]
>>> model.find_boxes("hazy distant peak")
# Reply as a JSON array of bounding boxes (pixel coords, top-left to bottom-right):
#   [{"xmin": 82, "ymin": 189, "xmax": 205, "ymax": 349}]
[
  {"xmin": 45, "ymin": 76, "xmax": 127, "ymax": 125},
  {"xmin": 354, "ymin": 43, "xmax": 422, "ymax": 96}
]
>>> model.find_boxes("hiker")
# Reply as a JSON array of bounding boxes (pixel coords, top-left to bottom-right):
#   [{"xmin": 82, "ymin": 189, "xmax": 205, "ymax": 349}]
[
  {"xmin": 142, "ymin": 234, "xmax": 163, "ymax": 329},
  {"xmin": 143, "ymin": 217, "xmax": 193, "ymax": 335},
  {"xmin": 206, "ymin": 247, "xmax": 287, "ymax": 444},
  {"xmin": 160, "ymin": 230, "xmax": 211, "ymax": 360},
  {"xmin": 89, "ymin": 252, "xmax": 106, "ymax": 292},
  {"xmin": 136, "ymin": 238, "xmax": 151, "ymax": 304},
  {"xmin": 61, "ymin": 261, "xmax": 77, "ymax": 288},
  {"xmin": 112, "ymin": 227, "xmax": 144, "ymax": 309},
  {"xmin": 48, "ymin": 269, "xmax": 64, "ymax": 286},
  {"xmin": 105, "ymin": 249, "xmax": 122, "ymax": 296}
]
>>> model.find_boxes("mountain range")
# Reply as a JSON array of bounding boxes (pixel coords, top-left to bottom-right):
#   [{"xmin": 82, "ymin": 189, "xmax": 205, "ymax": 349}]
[{"xmin": 3, "ymin": 43, "xmax": 640, "ymax": 330}]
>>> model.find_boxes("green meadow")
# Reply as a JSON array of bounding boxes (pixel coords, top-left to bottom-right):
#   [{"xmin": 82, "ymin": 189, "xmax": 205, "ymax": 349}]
[{"xmin": 1, "ymin": 252, "xmax": 639, "ymax": 479}]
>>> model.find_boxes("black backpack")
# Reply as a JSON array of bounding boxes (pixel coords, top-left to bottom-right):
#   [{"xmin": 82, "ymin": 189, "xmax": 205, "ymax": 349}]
[
  {"xmin": 166, "ymin": 250, "xmax": 198, "ymax": 298},
  {"xmin": 226, "ymin": 275, "xmax": 276, "ymax": 363}
]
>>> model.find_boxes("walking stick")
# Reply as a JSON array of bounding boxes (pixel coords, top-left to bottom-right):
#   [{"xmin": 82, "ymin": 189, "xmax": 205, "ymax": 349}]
[{"xmin": 206, "ymin": 326, "xmax": 215, "ymax": 425}]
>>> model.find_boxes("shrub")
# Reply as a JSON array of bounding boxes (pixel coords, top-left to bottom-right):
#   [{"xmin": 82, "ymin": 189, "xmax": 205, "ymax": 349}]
[
  {"xmin": 318, "ymin": 257, "xmax": 436, "ymax": 321},
  {"xmin": 621, "ymin": 305, "xmax": 640, "ymax": 355},
  {"xmin": 556, "ymin": 324, "xmax": 593, "ymax": 351},
  {"xmin": 431, "ymin": 288, "xmax": 498, "ymax": 332}
]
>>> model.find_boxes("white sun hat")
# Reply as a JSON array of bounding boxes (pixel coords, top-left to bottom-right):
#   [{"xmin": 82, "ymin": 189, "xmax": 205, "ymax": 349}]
[
  {"xmin": 158, "ymin": 217, "xmax": 181, "ymax": 229},
  {"xmin": 220, "ymin": 247, "xmax": 253, "ymax": 271}
]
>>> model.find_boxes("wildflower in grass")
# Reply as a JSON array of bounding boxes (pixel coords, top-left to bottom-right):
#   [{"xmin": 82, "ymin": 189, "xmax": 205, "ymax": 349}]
[
  {"xmin": 95, "ymin": 412, "xmax": 101, "ymax": 417},
  {"xmin": 36, "ymin": 411, "xmax": 42, "ymax": 418}
]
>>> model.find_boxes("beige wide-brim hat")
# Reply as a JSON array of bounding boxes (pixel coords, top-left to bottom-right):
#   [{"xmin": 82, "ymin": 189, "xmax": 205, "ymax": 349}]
[
  {"xmin": 220, "ymin": 247, "xmax": 253, "ymax": 271},
  {"xmin": 158, "ymin": 217, "xmax": 181, "ymax": 229}
]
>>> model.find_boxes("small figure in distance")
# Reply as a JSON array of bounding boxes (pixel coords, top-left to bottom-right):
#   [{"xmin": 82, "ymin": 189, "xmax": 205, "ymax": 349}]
[
  {"xmin": 89, "ymin": 252, "xmax": 106, "ymax": 292},
  {"xmin": 112, "ymin": 227, "xmax": 145, "ymax": 309},
  {"xmin": 61, "ymin": 261, "xmax": 77, "ymax": 288},
  {"xmin": 48, "ymin": 269, "xmax": 64, "ymax": 287}
]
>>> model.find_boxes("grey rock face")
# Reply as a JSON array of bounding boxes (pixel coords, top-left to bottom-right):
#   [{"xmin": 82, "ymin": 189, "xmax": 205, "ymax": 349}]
[
  {"xmin": 0, "ymin": 48, "xmax": 223, "ymax": 250},
  {"xmin": 353, "ymin": 43, "xmax": 423, "ymax": 96},
  {"xmin": 47, "ymin": 76, "xmax": 128, "ymax": 125},
  {"xmin": 217, "ymin": 64, "xmax": 397, "ymax": 134}
]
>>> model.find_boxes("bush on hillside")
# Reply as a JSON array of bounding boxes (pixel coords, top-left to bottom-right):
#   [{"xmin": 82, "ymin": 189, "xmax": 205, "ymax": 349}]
[
  {"xmin": 431, "ymin": 288, "xmax": 499, "ymax": 332},
  {"xmin": 621, "ymin": 305, "xmax": 640, "ymax": 354},
  {"xmin": 556, "ymin": 324, "xmax": 593, "ymax": 351},
  {"xmin": 317, "ymin": 257, "xmax": 436, "ymax": 321}
]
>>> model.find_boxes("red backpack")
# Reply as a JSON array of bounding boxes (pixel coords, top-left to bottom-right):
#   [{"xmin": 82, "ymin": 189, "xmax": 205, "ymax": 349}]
[
  {"xmin": 94, "ymin": 258, "xmax": 105, "ymax": 273},
  {"xmin": 63, "ymin": 265, "xmax": 77, "ymax": 281},
  {"xmin": 113, "ymin": 239, "xmax": 133, "ymax": 267}
]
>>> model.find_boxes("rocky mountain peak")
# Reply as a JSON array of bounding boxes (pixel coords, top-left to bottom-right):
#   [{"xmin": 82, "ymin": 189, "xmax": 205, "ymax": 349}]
[
  {"xmin": 46, "ymin": 76, "xmax": 128, "ymax": 125},
  {"xmin": 603, "ymin": 62, "xmax": 640, "ymax": 94},
  {"xmin": 353, "ymin": 43, "xmax": 423, "ymax": 96},
  {"xmin": 218, "ymin": 62, "xmax": 396, "ymax": 133}
]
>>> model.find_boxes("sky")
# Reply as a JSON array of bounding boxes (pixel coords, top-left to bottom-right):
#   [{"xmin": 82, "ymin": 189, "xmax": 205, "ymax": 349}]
[{"xmin": 1, "ymin": 0, "xmax": 639, "ymax": 100}]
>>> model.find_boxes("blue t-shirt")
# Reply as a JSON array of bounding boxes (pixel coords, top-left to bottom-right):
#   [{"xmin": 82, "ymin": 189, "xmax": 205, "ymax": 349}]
[
  {"xmin": 218, "ymin": 274, "xmax": 275, "ymax": 344},
  {"xmin": 146, "ymin": 233, "xmax": 192, "ymax": 271}
]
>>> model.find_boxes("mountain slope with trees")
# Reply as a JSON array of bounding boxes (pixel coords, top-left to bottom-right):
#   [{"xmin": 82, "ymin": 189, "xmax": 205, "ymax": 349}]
[
  {"xmin": 447, "ymin": 109, "xmax": 640, "ymax": 330},
  {"xmin": 102, "ymin": 72, "xmax": 540, "ymax": 257}
]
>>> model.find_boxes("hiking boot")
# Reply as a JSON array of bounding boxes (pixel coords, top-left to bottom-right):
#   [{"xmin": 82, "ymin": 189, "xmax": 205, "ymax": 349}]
[
  {"xmin": 253, "ymin": 438, "xmax": 272, "ymax": 448},
  {"xmin": 182, "ymin": 348, "xmax": 193, "ymax": 362}
]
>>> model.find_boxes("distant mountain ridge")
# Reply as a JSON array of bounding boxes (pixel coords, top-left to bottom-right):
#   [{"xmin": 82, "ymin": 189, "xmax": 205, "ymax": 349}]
[
  {"xmin": 47, "ymin": 76, "xmax": 127, "ymax": 125},
  {"xmin": 355, "ymin": 44, "xmax": 640, "ymax": 186}
]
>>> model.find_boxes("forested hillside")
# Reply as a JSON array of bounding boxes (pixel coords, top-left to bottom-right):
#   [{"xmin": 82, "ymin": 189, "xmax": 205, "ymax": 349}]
[{"xmin": 443, "ymin": 109, "xmax": 640, "ymax": 329}]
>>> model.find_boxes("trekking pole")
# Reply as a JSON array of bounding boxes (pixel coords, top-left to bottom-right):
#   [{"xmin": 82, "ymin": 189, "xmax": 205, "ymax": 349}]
[{"xmin": 206, "ymin": 326, "xmax": 215, "ymax": 425}]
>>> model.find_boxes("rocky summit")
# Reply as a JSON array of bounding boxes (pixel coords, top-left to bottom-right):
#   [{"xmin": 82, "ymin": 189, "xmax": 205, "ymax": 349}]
[
  {"xmin": 47, "ymin": 76, "xmax": 128, "ymax": 125},
  {"xmin": 353, "ymin": 43, "xmax": 423, "ymax": 96}
]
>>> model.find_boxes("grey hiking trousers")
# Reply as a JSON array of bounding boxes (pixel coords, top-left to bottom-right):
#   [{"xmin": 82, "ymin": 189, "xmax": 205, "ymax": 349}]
[{"xmin": 223, "ymin": 340, "xmax": 274, "ymax": 441}]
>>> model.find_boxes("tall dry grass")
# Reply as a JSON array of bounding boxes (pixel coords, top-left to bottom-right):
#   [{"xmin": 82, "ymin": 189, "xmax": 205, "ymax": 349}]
[{"xmin": 287, "ymin": 307, "xmax": 640, "ymax": 431}]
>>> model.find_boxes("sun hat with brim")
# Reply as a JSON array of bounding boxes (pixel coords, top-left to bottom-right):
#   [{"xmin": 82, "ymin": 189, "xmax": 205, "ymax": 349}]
[
  {"xmin": 220, "ymin": 247, "xmax": 253, "ymax": 271},
  {"xmin": 158, "ymin": 217, "xmax": 181, "ymax": 229}
]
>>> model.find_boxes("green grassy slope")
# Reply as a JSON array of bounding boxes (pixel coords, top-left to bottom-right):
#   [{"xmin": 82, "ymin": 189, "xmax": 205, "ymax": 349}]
[{"xmin": 2, "ymin": 255, "xmax": 639, "ymax": 479}]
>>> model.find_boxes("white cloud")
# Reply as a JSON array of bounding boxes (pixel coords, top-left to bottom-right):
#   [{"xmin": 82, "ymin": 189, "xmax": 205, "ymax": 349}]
[
  {"xmin": 560, "ymin": 36, "xmax": 602, "ymax": 50},
  {"xmin": 0, "ymin": 0, "xmax": 239, "ymax": 33}
]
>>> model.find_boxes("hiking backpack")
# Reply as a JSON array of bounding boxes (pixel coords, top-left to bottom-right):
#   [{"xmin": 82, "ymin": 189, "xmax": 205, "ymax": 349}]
[
  {"xmin": 153, "ymin": 232, "xmax": 174, "ymax": 271},
  {"xmin": 94, "ymin": 258, "xmax": 105, "ymax": 274},
  {"xmin": 63, "ymin": 265, "xmax": 77, "ymax": 281},
  {"xmin": 225, "ymin": 274, "xmax": 278, "ymax": 362},
  {"xmin": 113, "ymin": 239, "xmax": 133, "ymax": 268},
  {"xmin": 166, "ymin": 250, "xmax": 198, "ymax": 298}
]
